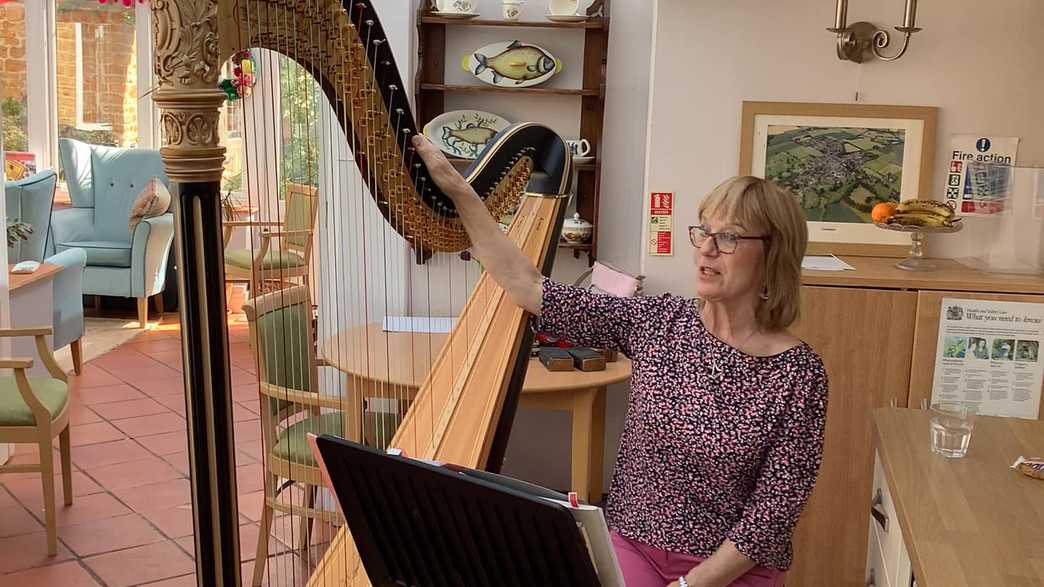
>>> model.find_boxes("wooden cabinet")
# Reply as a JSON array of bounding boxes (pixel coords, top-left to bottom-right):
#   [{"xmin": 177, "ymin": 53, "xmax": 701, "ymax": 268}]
[
  {"xmin": 866, "ymin": 452, "xmax": 914, "ymax": 587},
  {"xmin": 788, "ymin": 286, "xmax": 917, "ymax": 586},
  {"xmin": 870, "ymin": 408, "xmax": 1044, "ymax": 586},
  {"xmin": 785, "ymin": 257, "xmax": 1044, "ymax": 586}
]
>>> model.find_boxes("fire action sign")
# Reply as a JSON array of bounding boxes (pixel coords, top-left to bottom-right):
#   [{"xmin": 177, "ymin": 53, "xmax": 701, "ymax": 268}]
[{"xmin": 648, "ymin": 192, "xmax": 673, "ymax": 256}]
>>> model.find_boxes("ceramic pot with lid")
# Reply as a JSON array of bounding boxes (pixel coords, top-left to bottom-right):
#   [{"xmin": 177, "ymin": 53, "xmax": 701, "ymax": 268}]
[{"xmin": 562, "ymin": 213, "xmax": 593, "ymax": 243}]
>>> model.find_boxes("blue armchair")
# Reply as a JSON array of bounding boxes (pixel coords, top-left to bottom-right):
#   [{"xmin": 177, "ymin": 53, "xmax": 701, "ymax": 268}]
[
  {"xmin": 5, "ymin": 170, "xmax": 88, "ymax": 374},
  {"xmin": 53, "ymin": 138, "xmax": 175, "ymax": 328}
]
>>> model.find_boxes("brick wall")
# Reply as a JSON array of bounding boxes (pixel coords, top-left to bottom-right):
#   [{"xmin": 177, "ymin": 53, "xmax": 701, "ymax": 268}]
[
  {"xmin": 0, "ymin": 3, "xmax": 27, "ymax": 102},
  {"xmin": 56, "ymin": 7, "xmax": 138, "ymax": 146},
  {"xmin": 0, "ymin": 2, "xmax": 138, "ymax": 147}
]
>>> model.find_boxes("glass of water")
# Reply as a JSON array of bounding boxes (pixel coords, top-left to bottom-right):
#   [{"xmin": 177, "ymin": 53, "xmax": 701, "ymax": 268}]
[{"xmin": 930, "ymin": 402, "xmax": 978, "ymax": 458}]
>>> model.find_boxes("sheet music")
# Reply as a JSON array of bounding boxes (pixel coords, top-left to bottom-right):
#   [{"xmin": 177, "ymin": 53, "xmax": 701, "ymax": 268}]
[
  {"xmin": 382, "ymin": 315, "xmax": 457, "ymax": 333},
  {"xmin": 801, "ymin": 255, "xmax": 855, "ymax": 272}
]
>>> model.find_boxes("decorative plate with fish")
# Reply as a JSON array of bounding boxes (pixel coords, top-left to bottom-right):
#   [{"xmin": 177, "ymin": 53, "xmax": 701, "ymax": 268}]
[
  {"xmin": 423, "ymin": 109, "xmax": 511, "ymax": 160},
  {"xmin": 462, "ymin": 40, "xmax": 562, "ymax": 88}
]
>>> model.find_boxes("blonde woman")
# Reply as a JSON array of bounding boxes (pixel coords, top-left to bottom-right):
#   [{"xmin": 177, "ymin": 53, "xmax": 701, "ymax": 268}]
[{"xmin": 414, "ymin": 135, "xmax": 828, "ymax": 587}]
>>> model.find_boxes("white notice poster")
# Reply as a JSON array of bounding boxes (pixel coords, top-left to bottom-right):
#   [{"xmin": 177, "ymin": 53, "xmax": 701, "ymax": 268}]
[{"xmin": 931, "ymin": 298, "xmax": 1044, "ymax": 419}]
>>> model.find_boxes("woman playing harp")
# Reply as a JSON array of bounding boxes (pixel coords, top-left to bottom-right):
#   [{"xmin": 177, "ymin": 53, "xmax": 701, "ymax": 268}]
[{"xmin": 414, "ymin": 135, "xmax": 829, "ymax": 587}]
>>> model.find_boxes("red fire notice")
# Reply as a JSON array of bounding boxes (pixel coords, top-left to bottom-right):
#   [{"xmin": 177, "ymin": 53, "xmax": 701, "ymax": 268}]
[{"xmin": 648, "ymin": 192, "xmax": 673, "ymax": 256}]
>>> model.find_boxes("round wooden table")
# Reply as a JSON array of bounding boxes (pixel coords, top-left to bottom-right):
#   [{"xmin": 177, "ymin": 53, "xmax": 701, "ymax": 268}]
[{"xmin": 320, "ymin": 323, "xmax": 632, "ymax": 503}]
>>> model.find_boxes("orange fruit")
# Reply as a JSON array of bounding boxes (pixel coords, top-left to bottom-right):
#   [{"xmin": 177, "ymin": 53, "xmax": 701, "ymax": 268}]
[{"xmin": 872, "ymin": 202, "xmax": 898, "ymax": 223}]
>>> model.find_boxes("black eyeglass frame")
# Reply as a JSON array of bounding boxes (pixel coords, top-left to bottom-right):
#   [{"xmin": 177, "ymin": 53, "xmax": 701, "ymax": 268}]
[{"xmin": 688, "ymin": 224, "xmax": 770, "ymax": 254}]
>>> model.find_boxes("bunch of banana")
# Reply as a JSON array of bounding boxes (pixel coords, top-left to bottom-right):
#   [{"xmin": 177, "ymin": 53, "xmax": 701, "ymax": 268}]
[{"xmin": 888, "ymin": 199, "xmax": 958, "ymax": 227}]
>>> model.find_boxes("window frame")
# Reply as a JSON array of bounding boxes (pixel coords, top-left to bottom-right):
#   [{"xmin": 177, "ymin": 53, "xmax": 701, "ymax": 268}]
[{"xmin": 19, "ymin": 0, "xmax": 158, "ymax": 172}]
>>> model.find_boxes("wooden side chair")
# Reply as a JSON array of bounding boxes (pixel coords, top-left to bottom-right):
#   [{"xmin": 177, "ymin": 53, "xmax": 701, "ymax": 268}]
[
  {"xmin": 224, "ymin": 183, "xmax": 318, "ymax": 296},
  {"xmin": 0, "ymin": 327, "xmax": 72, "ymax": 556},
  {"xmin": 243, "ymin": 285, "xmax": 346, "ymax": 586}
]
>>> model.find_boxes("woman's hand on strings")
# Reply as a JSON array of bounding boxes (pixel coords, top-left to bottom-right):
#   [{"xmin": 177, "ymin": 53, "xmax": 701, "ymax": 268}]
[
  {"xmin": 410, "ymin": 134, "xmax": 542, "ymax": 314},
  {"xmin": 411, "ymin": 134, "xmax": 474, "ymax": 203}
]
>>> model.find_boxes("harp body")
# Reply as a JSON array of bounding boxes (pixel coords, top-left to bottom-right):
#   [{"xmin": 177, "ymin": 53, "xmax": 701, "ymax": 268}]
[{"xmin": 151, "ymin": 0, "xmax": 571, "ymax": 585}]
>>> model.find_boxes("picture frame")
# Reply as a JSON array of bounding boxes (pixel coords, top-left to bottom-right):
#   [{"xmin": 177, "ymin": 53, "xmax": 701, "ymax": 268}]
[{"xmin": 739, "ymin": 101, "xmax": 938, "ymax": 257}]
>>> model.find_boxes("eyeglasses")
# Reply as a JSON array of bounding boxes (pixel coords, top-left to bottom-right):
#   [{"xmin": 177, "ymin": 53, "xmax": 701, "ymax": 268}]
[{"xmin": 688, "ymin": 224, "xmax": 769, "ymax": 254}]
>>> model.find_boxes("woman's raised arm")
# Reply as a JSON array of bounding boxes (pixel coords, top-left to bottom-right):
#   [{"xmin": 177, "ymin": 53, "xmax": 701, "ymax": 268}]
[{"xmin": 412, "ymin": 134, "xmax": 543, "ymax": 315}]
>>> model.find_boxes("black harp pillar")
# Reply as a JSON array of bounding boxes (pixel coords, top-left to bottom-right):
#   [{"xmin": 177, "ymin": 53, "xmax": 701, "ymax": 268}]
[{"xmin": 151, "ymin": 2, "xmax": 242, "ymax": 585}]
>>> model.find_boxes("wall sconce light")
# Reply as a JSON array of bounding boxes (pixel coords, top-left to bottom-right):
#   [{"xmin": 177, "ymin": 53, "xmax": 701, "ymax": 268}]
[{"xmin": 827, "ymin": 0, "xmax": 921, "ymax": 63}]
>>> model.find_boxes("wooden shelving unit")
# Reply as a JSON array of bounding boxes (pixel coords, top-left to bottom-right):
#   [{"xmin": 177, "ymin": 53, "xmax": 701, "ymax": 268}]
[
  {"xmin": 420, "ymin": 15, "xmax": 607, "ymax": 29},
  {"xmin": 414, "ymin": 0, "xmax": 610, "ymax": 262},
  {"xmin": 419, "ymin": 83, "xmax": 600, "ymax": 97}
]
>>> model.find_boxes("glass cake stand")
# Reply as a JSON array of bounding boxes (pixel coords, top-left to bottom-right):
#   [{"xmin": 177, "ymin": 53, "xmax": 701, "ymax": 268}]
[{"xmin": 874, "ymin": 220, "xmax": 963, "ymax": 271}]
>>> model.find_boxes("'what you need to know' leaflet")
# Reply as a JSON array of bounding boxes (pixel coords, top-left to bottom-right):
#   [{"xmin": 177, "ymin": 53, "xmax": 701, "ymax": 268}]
[{"xmin": 932, "ymin": 298, "xmax": 1044, "ymax": 419}]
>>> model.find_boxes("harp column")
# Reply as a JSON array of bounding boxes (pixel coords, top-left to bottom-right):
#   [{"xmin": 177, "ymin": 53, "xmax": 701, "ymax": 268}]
[{"xmin": 151, "ymin": 1, "xmax": 241, "ymax": 585}]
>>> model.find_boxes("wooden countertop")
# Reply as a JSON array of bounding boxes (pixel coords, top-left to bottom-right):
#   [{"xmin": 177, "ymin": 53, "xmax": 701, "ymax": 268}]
[
  {"xmin": 9, "ymin": 263, "xmax": 61, "ymax": 292},
  {"xmin": 872, "ymin": 408, "xmax": 1044, "ymax": 586},
  {"xmin": 802, "ymin": 256, "xmax": 1044, "ymax": 294}
]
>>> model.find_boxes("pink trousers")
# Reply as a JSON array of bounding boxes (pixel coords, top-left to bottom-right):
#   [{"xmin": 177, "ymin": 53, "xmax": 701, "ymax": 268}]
[{"xmin": 610, "ymin": 531, "xmax": 785, "ymax": 587}]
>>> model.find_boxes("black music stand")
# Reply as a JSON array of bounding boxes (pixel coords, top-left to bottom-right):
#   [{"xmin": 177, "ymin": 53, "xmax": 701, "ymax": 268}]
[{"xmin": 312, "ymin": 434, "xmax": 603, "ymax": 587}]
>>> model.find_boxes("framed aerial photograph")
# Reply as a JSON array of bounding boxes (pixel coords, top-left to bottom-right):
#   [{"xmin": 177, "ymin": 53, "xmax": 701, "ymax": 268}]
[{"xmin": 739, "ymin": 101, "xmax": 937, "ymax": 256}]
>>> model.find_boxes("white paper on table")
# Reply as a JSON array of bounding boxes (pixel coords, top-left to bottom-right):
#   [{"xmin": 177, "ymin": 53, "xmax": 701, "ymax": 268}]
[
  {"xmin": 382, "ymin": 316, "xmax": 457, "ymax": 333},
  {"xmin": 801, "ymin": 255, "xmax": 855, "ymax": 271}
]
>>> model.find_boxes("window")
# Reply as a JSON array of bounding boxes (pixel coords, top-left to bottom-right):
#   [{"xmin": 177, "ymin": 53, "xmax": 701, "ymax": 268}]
[
  {"xmin": 279, "ymin": 55, "xmax": 320, "ymax": 193},
  {"xmin": 219, "ymin": 60, "xmax": 246, "ymax": 196},
  {"xmin": 55, "ymin": 0, "xmax": 137, "ymax": 147},
  {"xmin": 1, "ymin": 0, "xmax": 32, "ymax": 175}
]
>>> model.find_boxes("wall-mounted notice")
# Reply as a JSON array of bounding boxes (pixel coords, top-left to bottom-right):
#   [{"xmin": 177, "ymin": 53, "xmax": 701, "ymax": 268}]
[
  {"xmin": 648, "ymin": 192, "xmax": 673, "ymax": 256},
  {"xmin": 932, "ymin": 298, "xmax": 1043, "ymax": 419},
  {"xmin": 945, "ymin": 135, "xmax": 1019, "ymax": 215}
]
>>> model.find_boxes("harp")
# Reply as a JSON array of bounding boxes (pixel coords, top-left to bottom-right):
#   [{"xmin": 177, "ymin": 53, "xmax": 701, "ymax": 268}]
[{"xmin": 151, "ymin": 1, "xmax": 571, "ymax": 585}]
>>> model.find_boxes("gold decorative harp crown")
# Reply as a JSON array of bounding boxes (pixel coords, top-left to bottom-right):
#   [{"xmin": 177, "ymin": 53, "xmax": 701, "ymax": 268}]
[{"xmin": 151, "ymin": 0, "xmax": 573, "ymax": 585}]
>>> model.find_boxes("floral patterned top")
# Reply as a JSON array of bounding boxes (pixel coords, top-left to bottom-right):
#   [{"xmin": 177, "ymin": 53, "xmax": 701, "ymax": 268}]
[{"xmin": 531, "ymin": 278, "xmax": 829, "ymax": 571}]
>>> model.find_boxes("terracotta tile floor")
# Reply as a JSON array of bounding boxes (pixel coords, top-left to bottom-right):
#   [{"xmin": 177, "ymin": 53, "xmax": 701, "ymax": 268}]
[{"xmin": 0, "ymin": 313, "xmax": 333, "ymax": 586}]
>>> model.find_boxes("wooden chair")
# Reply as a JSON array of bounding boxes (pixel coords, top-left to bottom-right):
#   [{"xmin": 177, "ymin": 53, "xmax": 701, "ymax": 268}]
[
  {"xmin": 243, "ymin": 285, "xmax": 346, "ymax": 586},
  {"xmin": 0, "ymin": 327, "xmax": 72, "ymax": 556},
  {"xmin": 224, "ymin": 183, "xmax": 318, "ymax": 296}
]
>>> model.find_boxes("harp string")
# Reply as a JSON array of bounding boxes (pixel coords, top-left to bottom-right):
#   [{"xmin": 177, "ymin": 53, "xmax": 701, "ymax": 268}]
[
  {"xmin": 234, "ymin": 1, "xmax": 520, "ymax": 581},
  {"xmin": 290, "ymin": 0, "xmax": 305, "ymax": 578}
]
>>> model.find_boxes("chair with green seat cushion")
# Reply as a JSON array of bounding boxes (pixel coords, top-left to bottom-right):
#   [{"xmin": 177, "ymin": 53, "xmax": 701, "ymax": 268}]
[
  {"xmin": 0, "ymin": 327, "xmax": 73, "ymax": 557},
  {"xmin": 224, "ymin": 248, "xmax": 306, "ymax": 271},
  {"xmin": 273, "ymin": 412, "xmax": 344, "ymax": 466},
  {"xmin": 0, "ymin": 377, "xmax": 69, "ymax": 426},
  {"xmin": 242, "ymin": 285, "xmax": 349, "ymax": 586},
  {"xmin": 223, "ymin": 183, "xmax": 317, "ymax": 296}
]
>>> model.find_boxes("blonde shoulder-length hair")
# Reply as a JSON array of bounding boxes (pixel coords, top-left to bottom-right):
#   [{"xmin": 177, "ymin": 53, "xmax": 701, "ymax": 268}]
[{"xmin": 697, "ymin": 176, "xmax": 808, "ymax": 332}]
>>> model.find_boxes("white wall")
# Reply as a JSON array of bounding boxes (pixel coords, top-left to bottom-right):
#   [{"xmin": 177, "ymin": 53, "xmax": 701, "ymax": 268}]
[{"xmin": 642, "ymin": 0, "xmax": 1044, "ymax": 296}]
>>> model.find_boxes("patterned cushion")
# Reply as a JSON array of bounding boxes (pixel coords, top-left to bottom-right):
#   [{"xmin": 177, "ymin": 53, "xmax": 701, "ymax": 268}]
[
  {"xmin": 0, "ymin": 376, "xmax": 69, "ymax": 426},
  {"xmin": 225, "ymin": 248, "xmax": 306, "ymax": 270},
  {"xmin": 128, "ymin": 178, "xmax": 171, "ymax": 234}
]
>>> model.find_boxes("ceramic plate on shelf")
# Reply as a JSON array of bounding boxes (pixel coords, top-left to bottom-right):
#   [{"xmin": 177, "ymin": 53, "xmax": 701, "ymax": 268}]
[
  {"xmin": 573, "ymin": 156, "xmax": 594, "ymax": 165},
  {"xmin": 462, "ymin": 40, "xmax": 562, "ymax": 88},
  {"xmin": 423, "ymin": 110, "xmax": 511, "ymax": 160},
  {"xmin": 545, "ymin": 14, "xmax": 588, "ymax": 22},
  {"xmin": 432, "ymin": 11, "xmax": 480, "ymax": 19}
]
